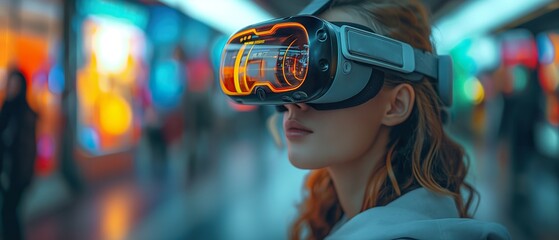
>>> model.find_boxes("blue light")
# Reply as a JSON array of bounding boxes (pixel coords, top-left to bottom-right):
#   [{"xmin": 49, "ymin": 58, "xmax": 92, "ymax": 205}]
[
  {"xmin": 537, "ymin": 33, "xmax": 555, "ymax": 65},
  {"xmin": 148, "ymin": 6, "xmax": 181, "ymax": 45},
  {"xmin": 48, "ymin": 64, "xmax": 65, "ymax": 94},
  {"xmin": 159, "ymin": 0, "xmax": 274, "ymax": 35},
  {"xmin": 150, "ymin": 60, "xmax": 184, "ymax": 110},
  {"xmin": 210, "ymin": 35, "xmax": 228, "ymax": 70},
  {"xmin": 467, "ymin": 36, "xmax": 500, "ymax": 73},
  {"xmin": 79, "ymin": 127, "xmax": 100, "ymax": 153},
  {"xmin": 433, "ymin": 0, "xmax": 552, "ymax": 54}
]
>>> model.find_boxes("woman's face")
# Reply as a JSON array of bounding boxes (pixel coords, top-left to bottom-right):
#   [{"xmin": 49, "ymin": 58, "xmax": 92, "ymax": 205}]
[
  {"xmin": 282, "ymin": 92, "xmax": 390, "ymax": 169},
  {"xmin": 282, "ymin": 8, "xmax": 392, "ymax": 169}
]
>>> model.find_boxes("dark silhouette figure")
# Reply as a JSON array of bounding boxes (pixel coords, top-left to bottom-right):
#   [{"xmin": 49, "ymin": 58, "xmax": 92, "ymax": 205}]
[{"xmin": 0, "ymin": 69, "xmax": 38, "ymax": 240}]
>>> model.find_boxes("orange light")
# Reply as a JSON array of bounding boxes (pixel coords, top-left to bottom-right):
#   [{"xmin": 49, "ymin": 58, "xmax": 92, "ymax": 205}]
[
  {"xmin": 98, "ymin": 93, "xmax": 132, "ymax": 136},
  {"xmin": 233, "ymin": 43, "xmax": 248, "ymax": 93},
  {"xmin": 77, "ymin": 56, "xmax": 101, "ymax": 108},
  {"xmin": 291, "ymin": 48, "xmax": 304, "ymax": 81},
  {"xmin": 220, "ymin": 22, "xmax": 309, "ymax": 96},
  {"xmin": 242, "ymin": 44, "xmax": 256, "ymax": 92},
  {"xmin": 548, "ymin": 95, "xmax": 559, "ymax": 126},
  {"xmin": 550, "ymin": 33, "xmax": 559, "ymax": 64},
  {"xmin": 539, "ymin": 64, "xmax": 559, "ymax": 93},
  {"xmin": 102, "ymin": 188, "xmax": 131, "ymax": 240},
  {"xmin": 14, "ymin": 33, "xmax": 49, "ymax": 80},
  {"xmin": 0, "ymin": 28, "xmax": 11, "ymax": 69},
  {"xmin": 282, "ymin": 39, "xmax": 297, "ymax": 86}
]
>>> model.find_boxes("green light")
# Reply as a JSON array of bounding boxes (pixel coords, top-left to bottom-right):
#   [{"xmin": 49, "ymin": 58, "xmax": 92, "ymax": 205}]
[
  {"xmin": 450, "ymin": 39, "xmax": 477, "ymax": 108},
  {"xmin": 512, "ymin": 65, "xmax": 528, "ymax": 92}
]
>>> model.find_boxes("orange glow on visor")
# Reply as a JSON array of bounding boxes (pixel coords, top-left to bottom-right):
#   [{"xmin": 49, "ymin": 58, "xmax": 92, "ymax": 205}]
[{"xmin": 220, "ymin": 22, "xmax": 309, "ymax": 96}]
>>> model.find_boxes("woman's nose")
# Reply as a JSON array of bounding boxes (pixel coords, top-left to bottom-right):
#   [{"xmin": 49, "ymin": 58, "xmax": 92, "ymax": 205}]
[{"xmin": 283, "ymin": 103, "xmax": 310, "ymax": 112}]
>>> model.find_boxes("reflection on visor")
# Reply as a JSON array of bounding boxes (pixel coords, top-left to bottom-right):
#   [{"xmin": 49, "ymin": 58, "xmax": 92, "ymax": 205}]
[{"xmin": 220, "ymin": 23, "xmax": 309, "ymax": 95}]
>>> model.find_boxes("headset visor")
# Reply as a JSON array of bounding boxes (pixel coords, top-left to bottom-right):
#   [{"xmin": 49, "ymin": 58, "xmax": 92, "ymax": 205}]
[{"xmin": 220, "ymin": 23, "xmax": 310, "ymax": 96}]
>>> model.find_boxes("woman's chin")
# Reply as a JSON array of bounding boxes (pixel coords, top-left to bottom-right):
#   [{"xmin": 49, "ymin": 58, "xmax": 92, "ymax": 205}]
[{"xmin": 287, "ymin": 153, "xmax": 326, "ymax": 170}]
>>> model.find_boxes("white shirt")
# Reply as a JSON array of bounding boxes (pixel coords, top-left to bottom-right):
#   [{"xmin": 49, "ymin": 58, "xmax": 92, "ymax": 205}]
[{"xmin": 326, "ymin": 188, "xmax": 511, "ymax": 240}]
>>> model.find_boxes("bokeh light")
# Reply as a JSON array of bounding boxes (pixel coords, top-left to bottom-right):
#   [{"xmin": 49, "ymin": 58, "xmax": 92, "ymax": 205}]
[
  {"xmin": 92, "ymin": 17, "xmax": 133, "ymax": 74},
  {"xmin": 38, "ymin": 134, "xmax": 55, "ymax": 160},
  {"xmin": 79, "ymin": 126, "xmax": 100, "ymax": 153},
  {"xmin": 151, "ymin": 59, "xmax": 183, "ymax": 110},
  {"xmin": 501, "ymin": 29, "xmax": 538, "ymax": 69},
  {"xmin": 535, "ymin": 122, "xmax": 559, "ymax": 158},
  {"xmin": 512, "ymin": 65, "xmax": 529, "ymax": 92},
  {"xmin": 467, "ymin": 36, "xmax": 500, "ymax": 72},
  {"xmin": 36, "ymin": 134, "xmax": 56, "ymax": 176},
  {"xmin": 186, "ymin": 57, "xmax": 213, "ymax": 93},
  {"xmin": 537, "ymin": 33, "xmax": 555, "ymax": 65},
  {"xmin": 48, "ymin": 64, "xmax": 65, "ymax": 94},
  {"xmin": 464, "ymin": 77, "xmax": 485, "ymax": 105},
  {"xmin": 548, "ymin": 96, "xmax": 559, "ymax": 126},
  {"xmin": 149, "ymin": 6, "xmax": 181, "ymax": 45},
  {"xmin": 539, "ymin": 63, "xmax": 559, "ymax": 93},
  {"xmin": 99, "ymin": 93, "xmax": 133, "ymax": 135},
  {"xmin": 77, "ymin": 14, "xmax": 146, "ymax": 154},
  {"xmin": 102, "ymin": 188, "xmax": 132, "ymax": 240}
]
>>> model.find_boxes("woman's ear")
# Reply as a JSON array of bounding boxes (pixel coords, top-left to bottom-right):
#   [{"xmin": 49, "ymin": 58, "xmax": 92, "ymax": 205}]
[{"xmin": 381, "ymin": 83, "xmax": 415, "ymax": 126}]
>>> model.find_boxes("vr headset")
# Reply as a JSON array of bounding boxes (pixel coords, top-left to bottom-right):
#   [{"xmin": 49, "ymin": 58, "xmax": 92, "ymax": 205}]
[{"xmin": 219, "ymin": 0, "xmax": 453, "ymax": 110}]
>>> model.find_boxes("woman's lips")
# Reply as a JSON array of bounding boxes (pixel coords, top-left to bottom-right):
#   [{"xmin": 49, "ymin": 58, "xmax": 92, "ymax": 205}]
[{"xmin": 284, "ymin": 120, "xmax": 313, "ymax": 140}]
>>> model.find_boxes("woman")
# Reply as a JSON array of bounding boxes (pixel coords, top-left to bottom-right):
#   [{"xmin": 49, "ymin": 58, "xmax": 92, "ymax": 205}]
[
  {"xmin": 0, "ymin": 69, "xmax": 38, "ymax": 240},
  {"xmin": 283, "ymin": 0, "xmax": 511, "ymax": 239}
]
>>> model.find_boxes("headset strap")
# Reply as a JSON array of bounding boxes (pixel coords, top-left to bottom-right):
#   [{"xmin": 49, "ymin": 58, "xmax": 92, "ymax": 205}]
[{"xmin": 414, "ymin": 49, "xmax": 438, "ymax": 80}]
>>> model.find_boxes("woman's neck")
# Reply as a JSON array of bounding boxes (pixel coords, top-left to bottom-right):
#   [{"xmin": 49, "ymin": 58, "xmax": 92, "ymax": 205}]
[{"xmin": 327, "ymin": 127, "xmax": 389, "ymax": 219}]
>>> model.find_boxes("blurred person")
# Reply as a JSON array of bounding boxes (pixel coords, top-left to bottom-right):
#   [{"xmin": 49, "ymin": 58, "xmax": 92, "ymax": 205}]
[
  {"xmin": 141, "ymin": 46, "xmax": 185, "ymax": 180},
  {"xmin": 220, "ymin": 0, "xmax": 512, "ymax": 239},
  {"xmin": 497, "ymin": 67, "xmax": 545, "ymax": 238},
  {"xmin": 0, "ymin": 68, "xmax": 38, "ymax": 240},
  {"xmin": 143, "ymin": 104, "xmax": 168, "ymax": 179},
  {"xmin": 140, "ymin": 74, "xmax": 172, "ymax": 180},
  {"xmin": 183, "ymin": 60, "xmax": 216, "ymax": 182}
]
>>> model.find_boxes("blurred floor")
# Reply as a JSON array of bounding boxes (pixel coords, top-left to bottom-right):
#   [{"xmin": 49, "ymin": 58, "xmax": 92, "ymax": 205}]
[
  {"xmin": 21, "ymin": 113, "xmax": 309, "ymax": 240},
  {"xmin": 13, "ymin": 113, "xmax": 555, "ymax": 240}
]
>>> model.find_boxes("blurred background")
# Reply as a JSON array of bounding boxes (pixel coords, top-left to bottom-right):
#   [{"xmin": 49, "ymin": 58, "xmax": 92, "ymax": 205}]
[{"xmin": 0, "ymin": 0, "xmax": 558, "ymax": 239}]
